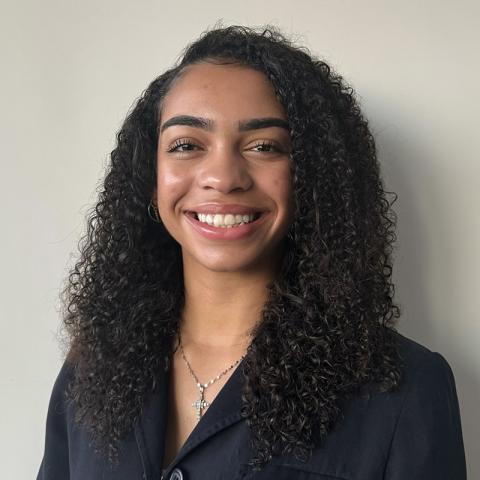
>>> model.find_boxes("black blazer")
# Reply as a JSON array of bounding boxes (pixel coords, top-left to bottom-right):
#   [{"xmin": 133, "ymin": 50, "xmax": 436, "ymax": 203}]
[{"xmin": 37, "ymin": 332, "xmax": 467, "ymax": 479}]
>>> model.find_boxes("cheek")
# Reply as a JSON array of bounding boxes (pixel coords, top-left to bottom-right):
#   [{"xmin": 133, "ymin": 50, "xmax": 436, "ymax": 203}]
[
  {"xmin": 156, "ymin": 162, "xmax": 191, "ymax": 214},
  {"xmin": 269, "ymin": 168, "xmax": 294, "ymax": 211}
]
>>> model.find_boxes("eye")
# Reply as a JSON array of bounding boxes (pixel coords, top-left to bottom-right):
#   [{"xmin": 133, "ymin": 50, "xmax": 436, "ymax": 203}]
[
  {"xmin": 250, "ymin": 140, "xmax": 282, "ymax": 153},
  {"xmin": 167, "ymin": 138, "xmax": 200, "ymax": 153}
]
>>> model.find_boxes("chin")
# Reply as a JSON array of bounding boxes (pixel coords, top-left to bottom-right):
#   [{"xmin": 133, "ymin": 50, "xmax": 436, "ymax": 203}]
[{"xmin": 200, "ymin": 260, "xmax": 259, "ymax": 274}]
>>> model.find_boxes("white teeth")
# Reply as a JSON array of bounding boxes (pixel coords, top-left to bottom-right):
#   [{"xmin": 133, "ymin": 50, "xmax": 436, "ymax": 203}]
[
  {"xmin": 196, "ymin": 212, "xmax": 256, "ymax": 227},
  {"xmin": 213, "ymin": 213, "xmax": 224, "ymax": 227},
  {"xmin": 223, "ymin": 213, "xmax": 235, "ymax": 225}
]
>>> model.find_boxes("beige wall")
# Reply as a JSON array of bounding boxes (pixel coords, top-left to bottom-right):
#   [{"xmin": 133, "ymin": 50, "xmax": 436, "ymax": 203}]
[{"xmin": 1, "ymin": 0, "xmax": 478, "ymax": 477}]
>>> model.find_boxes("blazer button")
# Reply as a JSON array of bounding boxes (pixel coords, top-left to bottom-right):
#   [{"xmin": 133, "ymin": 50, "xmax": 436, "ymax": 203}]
[{"xmin": 169, "ymin": 468, "xmax": 183, "ymax": 480}]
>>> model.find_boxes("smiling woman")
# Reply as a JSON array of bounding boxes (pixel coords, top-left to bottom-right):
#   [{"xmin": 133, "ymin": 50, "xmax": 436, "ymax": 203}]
[
  {"xmin": 36, "ymin": 25, "xmax": 466, "ymax": 480},
  {"xmin": 154, "ymin": 62, "xmax": 294, "ymax": 277}
]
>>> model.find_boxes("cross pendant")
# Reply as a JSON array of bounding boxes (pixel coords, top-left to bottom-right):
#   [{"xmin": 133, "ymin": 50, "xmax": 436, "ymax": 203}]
[{"xmin": 192, "ymin": 387, "xmax": 209, "ymax": 421}]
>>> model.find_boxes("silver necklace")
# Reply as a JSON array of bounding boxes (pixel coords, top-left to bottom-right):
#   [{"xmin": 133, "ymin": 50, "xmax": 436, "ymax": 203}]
[{"xmin": 177, "ymin": 331, "xmax": 246, "ymax": 421}]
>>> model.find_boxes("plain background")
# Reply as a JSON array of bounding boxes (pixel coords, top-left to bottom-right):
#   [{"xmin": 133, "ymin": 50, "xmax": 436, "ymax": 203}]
[{"xmin": 1, "ymin": 1, "xmax": 479, "ymax": 478}]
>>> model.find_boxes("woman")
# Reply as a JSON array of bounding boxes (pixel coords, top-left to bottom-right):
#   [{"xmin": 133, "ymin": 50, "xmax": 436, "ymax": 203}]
[{"xmin": 37, "ymin": 25, "xmax": 467, "ymax": 479}]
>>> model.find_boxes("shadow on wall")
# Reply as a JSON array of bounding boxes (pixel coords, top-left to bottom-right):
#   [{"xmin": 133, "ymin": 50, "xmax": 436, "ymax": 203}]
[{"xmin": 373, "ymin": 112, "xmax": 478, "ymax": 478}]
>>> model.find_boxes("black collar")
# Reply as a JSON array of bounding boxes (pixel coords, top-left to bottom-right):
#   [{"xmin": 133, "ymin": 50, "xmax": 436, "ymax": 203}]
[{"xmin": 134, "ymin": 356, "xmax": 246, "ymax": 479}]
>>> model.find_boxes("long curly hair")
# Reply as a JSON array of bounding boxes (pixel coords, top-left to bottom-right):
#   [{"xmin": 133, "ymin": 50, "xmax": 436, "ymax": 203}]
[{"xmin": 61, "ymin": 24, "xmax": 403, "ymax": 470}]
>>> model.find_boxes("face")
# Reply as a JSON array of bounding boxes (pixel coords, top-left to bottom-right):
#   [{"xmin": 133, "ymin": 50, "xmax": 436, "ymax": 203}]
[{"xmin": 154, "ymin": 61, "xmax": 295, "ymax": 275}]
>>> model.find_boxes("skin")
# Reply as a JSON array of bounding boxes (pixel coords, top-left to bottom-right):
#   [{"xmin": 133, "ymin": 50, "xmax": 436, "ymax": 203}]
[
  {"xmin": 154, "ymin": 61, "xmax": 295, "ymax": 349},
  {"xmin": 153, "ymin": 61, "xmax": 295, "ymax": 468}
]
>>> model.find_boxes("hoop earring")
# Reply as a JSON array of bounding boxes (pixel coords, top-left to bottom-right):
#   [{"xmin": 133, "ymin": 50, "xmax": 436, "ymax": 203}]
[{"xmin": 148, "ymin": 200, "xmax": 161, "ymax": 223}]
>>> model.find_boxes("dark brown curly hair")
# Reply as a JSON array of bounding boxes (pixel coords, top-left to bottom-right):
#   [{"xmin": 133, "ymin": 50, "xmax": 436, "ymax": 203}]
[{"xmin": 61, "ymin": 23, "xmax": 403, "ymax": 471}]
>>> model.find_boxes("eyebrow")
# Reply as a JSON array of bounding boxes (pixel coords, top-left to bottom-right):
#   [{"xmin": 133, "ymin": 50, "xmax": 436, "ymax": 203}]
[{"xmin": 159, "ymin": 115, "xmax": 290, "ymax": 134}]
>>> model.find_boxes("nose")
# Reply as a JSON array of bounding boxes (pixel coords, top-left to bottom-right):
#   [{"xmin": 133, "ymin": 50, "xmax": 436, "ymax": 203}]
[{"xmin": 196, "ymin": 144, "xmax": 253, "ymax": 193}]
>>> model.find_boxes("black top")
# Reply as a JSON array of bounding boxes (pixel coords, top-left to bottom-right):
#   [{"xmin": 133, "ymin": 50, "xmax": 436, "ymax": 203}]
[{"xmin": 37, "ymin": 331, "xmax": 467, "ymax": 479}]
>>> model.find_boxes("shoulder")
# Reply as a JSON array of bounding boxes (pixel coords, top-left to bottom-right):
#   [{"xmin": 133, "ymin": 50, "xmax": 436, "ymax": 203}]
[
  {"xmin": 348, "ymin": 329, "xmax": 461, "ymax": 425},
  {"xmin": 38, "ymin": 357, "xmax": 144, "ymax": 479},
  {"xmin": 52, "ymin": 357, "xmax": 76, "ymax": 392},
  {"xmin": 47, "ymin": 357, "xmax": 76, "ymax": 414},
  {"xmin": 381, "ymin": 331, "xmax": 467, "ymax": 479},
  {"xmin": 36, "ymin": 358, "xmax": 77, "ymax": 479},
  {"xmin": 41, "ymin": 357, "xmax": 77, "ymax": 438},
  {"xmin": 392, "ymin": 330, "xmax": 458, "ymax": 399},
  {"xmin": 267, "ymin": 331, "xmax": 467, "ymax": 479},
  {"xmin": 393, "ymin": 329, "xmax": 449, "ymax": 370},
  {"xmin": 271, "ymin": 331, "xmax": 466, "ymax": 479},
  {"xmin": 348, "ymin": 329, "xmax": 458, "ymax": 411},
  {"xmin": 365, "ymin": 329, "xmax": 462, "ymax": 427}
]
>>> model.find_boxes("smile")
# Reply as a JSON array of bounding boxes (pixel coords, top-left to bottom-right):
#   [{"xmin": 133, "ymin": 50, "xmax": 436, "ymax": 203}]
[
  {"xmin": 188, "ymin": 212, "xmax": 262, "ymax": 228},
  {"xmin": 184, "ymin": 211, "xmax": 267, "ymax": 240}
]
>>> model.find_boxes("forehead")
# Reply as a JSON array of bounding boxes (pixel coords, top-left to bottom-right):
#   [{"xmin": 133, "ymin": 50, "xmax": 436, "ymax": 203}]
[{"xmin": 160, "ymin": 62, "xmax": 287, "ymax": 119}]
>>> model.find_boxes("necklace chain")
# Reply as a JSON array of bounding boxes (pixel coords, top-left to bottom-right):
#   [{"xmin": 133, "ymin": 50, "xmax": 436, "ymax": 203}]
[{"xmin": 177, "ymin": 331, "xmax": 246, "ymax": 421}]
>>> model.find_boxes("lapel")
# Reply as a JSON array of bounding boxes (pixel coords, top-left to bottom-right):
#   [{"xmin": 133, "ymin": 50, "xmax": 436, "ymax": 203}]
[{"xmin": 134, "ymin": 355, "xmax": 246, "ymax": 479}]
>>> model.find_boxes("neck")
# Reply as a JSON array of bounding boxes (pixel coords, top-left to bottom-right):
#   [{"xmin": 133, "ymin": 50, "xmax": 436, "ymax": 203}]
[{"xmin": 178, "ymin": 260, "xmax": 280, "ymax": 349}]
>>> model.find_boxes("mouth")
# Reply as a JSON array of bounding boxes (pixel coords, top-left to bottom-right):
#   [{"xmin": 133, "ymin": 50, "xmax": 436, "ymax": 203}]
[{"xmin": 184, "ymin": 211, "xmax": 264, "ymax": 228}]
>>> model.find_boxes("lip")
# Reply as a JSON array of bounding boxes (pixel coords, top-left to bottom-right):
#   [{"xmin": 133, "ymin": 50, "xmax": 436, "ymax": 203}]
[
  {"xmin": 184, "ymin": 203, "xmax": 265, "ymax": 215},
  {"xmin": 183, "ymin": 210, "xmax": 268, "ymax": 240}
]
